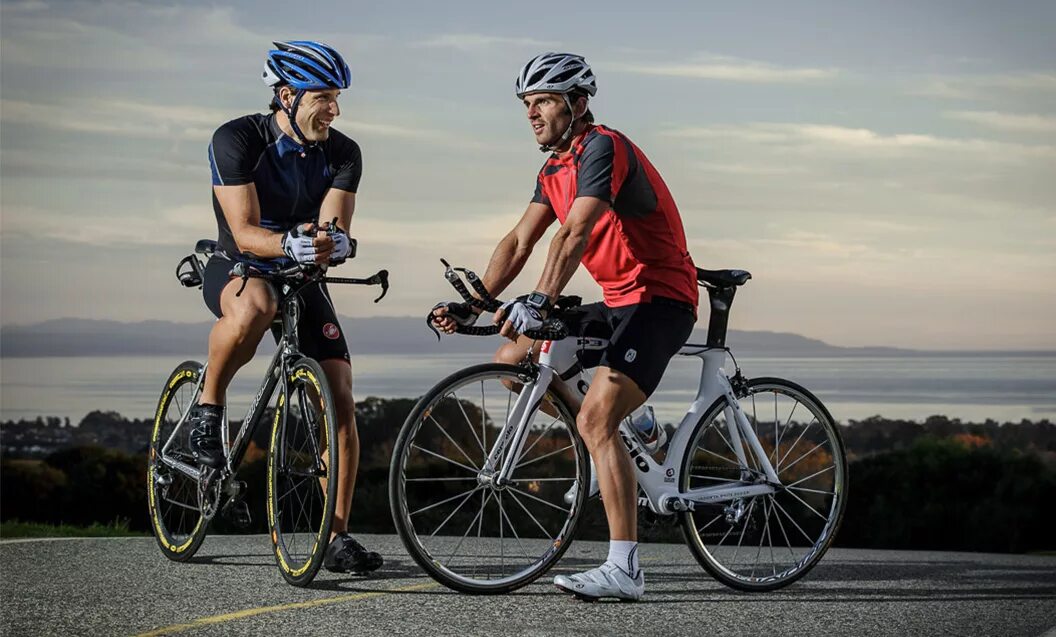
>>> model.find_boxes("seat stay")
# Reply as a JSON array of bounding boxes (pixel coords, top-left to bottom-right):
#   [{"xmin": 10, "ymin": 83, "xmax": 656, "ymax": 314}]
[{"xmin": 160, "ymin": 363, "xmax": 207, "ymax": 458}]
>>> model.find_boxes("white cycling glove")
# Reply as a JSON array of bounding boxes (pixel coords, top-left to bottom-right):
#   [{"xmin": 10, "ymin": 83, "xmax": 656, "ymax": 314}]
[
  {"xmin": 499, "ymin": 298, "xmax": 545, "ymax": 335},
  {"xmin": 329, "ymin": 230, "xmax": 356, "ymax": 264},
  {"xmin": 281, "ymin": 226, "xmax": 318, "ymax": 264}
]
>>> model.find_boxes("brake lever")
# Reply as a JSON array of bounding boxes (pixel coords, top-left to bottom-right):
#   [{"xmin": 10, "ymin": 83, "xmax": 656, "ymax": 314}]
[
  {"xmin": 373, "ymin": 269, "xmax": 389, "ymax": 303},
  {"xmin": 230, "ymin": 262, "xmax": 251, "ymax": 297}
]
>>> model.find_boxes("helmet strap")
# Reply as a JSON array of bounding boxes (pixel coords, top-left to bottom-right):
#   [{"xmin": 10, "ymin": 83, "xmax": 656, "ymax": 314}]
[
  {"xmin": 274, "ymin": 88, "xmax": 315, "ymax": 148},
  {"xmin": 539, "ymin": 94, "xmax": 580, "ymax": 154}
]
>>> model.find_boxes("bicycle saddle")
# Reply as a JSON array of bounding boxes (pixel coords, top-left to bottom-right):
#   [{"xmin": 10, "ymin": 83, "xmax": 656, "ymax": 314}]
[{"xmin": 696, "ymin": 268, "xmax": 752, "ymax": 288}]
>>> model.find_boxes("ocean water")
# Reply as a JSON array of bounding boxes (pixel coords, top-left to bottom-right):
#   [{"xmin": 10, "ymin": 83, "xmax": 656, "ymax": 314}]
[{"xmin": 1, "ymin": 354, "xmax": 1054, "ymax": 425}]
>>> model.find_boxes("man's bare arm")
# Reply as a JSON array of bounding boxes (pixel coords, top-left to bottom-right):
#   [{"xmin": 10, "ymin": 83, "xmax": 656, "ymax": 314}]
[
  {"xmin": 534, "ymin": 196, "xmax": 609, "ymax": 300},
  {"xmin": 214, "ymin": 184, "xmax": 331, "ymax": 261},
  {"xmin": 479, "ymin": 201, "xmax": 556, "ymax": 299},
  {"xmin": 319, "ymin": 189, "xmax": 356, "ymax": 233}
]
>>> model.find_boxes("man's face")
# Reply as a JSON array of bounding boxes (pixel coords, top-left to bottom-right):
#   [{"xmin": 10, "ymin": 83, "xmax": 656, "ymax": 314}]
[
  {"xmin": 284, "ymin": 88, "xmax": 341, "ymax": 142},
  {"xmin": 522, "ymin": 92, "xmax": 573, "ymax": 147}
]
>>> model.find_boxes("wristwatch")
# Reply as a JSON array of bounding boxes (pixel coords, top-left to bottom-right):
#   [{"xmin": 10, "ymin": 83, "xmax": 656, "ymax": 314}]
[{"xmin": 525, "ymin": 291, "xmax": 553, "ymax": 314}]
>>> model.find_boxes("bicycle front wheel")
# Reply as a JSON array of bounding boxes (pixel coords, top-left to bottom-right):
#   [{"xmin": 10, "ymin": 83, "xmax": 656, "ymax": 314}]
[
  {"xmin": 680, "ymin": 377, "xmax": 848, "ymax": 591},
  {"xmin": 390, "ymin": 363, "xmax": 588, "ymax": 594},
  {"xmin": 148, "ymin": 360, "xmax": 209, "ymax": 561},
  {"xmin": 267, "ymin": 356, "xmax": 338, "ymax": 587}
]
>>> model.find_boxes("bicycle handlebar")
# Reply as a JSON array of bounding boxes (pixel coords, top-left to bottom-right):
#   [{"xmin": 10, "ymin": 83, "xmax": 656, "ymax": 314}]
[
  {"xmin": 230, "ymin": 261, "xmax": 390, "ymax": 303},
  {"xmin": 427, "ymin": 259, "xmax": 570, "ymax": 341}
]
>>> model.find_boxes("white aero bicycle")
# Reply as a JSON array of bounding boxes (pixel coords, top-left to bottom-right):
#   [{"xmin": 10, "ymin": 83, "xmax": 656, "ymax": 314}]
[{"xmin": 389, "ymin": 262, "xmax": 847, "ymax": 594}]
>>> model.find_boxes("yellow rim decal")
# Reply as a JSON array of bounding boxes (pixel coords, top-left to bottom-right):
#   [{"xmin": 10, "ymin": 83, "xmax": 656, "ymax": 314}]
[
  {"xmin": 150, "ymin": 368, "xmax": 201, "ymax": 552},
  {"xmin": 270, "ymin": 367, "xmax": 330, "ymax": 577}
]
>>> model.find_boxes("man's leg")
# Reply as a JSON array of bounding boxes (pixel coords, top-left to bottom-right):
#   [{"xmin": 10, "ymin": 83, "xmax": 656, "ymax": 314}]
[
  {"xmin": 320, "ymin": 358, "xmax": 358, "ymax": 540},
  {"xmin": 553, "ymin": 367, "xmax": 647, "ymax": 601},
  {"xmin": 191, "ymin": 277, "xmax": 276, "ymax": 467}
]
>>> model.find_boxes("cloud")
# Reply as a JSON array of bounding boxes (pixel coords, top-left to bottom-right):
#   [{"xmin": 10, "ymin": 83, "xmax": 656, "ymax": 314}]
[
  {"xmin": 914, "ymin": 72, "xmax": 1056, "ymax": 100},
  {"xmin": 666, "ymin": 122, "xmax": 1056, "ymax": 162},
  {"xmin": 609, "ymin": 54, "xmax": 838, "ymax": 83},
  {"xmin": 0, "ymin": 205, "xmax": 215, "ymax": 246},
  {"xmin": 415, "ymin": 34, "xmax": 558, "ymax": 52},
  {"xmin": 943, "ymin": 110, "xmax": 1056, "ymax": 133}
]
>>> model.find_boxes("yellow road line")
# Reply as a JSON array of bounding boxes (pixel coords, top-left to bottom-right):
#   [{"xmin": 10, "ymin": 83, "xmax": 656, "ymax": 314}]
[{"xmin": 134, "ymin": 581, "xmax": 439, "ymax": 637}]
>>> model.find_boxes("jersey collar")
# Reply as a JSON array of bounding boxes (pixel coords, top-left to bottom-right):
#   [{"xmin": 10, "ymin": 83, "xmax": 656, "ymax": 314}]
[{"xmin": 268, "ymin": 112, "xmax": 311, "ymax": 157}]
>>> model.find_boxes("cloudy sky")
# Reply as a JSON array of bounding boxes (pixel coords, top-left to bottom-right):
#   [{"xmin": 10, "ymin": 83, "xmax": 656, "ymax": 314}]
[{"xmin": 1, "ymin": 0, "xmax": 1053, "ymax": 349}]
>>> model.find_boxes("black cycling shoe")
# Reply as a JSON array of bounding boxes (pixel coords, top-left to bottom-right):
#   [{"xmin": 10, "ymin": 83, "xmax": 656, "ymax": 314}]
[
  {"xmin": 188, "ymin": 403, "xmax": 225, "ymax": 469},
  {"xmin": 323, "ymin": 533, "xmax": 383, "ymax": 574}
]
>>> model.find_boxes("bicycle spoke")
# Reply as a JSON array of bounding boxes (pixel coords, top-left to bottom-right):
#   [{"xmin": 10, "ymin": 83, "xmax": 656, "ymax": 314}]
[
  {"xmin": 428, "ymin": 485, "xmax": 482, "ymax": 537},
  {"xmin": 410, "ymin": 444, "xmax": 479, "ymax": 474},
  {"xmin": 506, "ymin": 489, "xmax": 554, "ymax": 540},
  {"xmin": 781, "ymin": 440, "xmax": 830, "ymax": 475},
  {"xmin": 695, "ymin": 446, "xmax": 742, "ymax": 468},
  {"xmin": 785, "ymin": 464, "xmax": 835, "ymax": 489},
  {"xmin": 497, "ymin": 494, "xmax": 532, "ymax": 563},
  {"xmin": 776, "ymin": 418, "xmax": 817, "ymax": 471},
  {"xmin": 411, "ymin": 484, "xmax": 482, "ymax": 517},
  {"xmin": 512, "ymin": 443, "xmax": 574, "ymax": 471},
  {"xmin": 428, "ymin": 414, "xmax": 479, "ymax": 471},
  {"xmin": 787, "ymin": 485, "xmax": 836, "ymax": 497},
  {"xmin": 507, "ymin": 485, "xmax": 571, "ymax": 515},
  {"xmin": 405, "ymin": 477, "xmax": 480, "ymax": 482},
  {"xmin": 782, "ymin": 488, "xmax": 830, "ymax": 522},
  {"xmin": 768, "ymin": 494, "xmax": 796, "ymax": 559},
  {"xmin": 514, "ymin": 416, "xmax": 563, "ymax": 465},
  {"xmin": 446, "ymin": 490, "xmax": 492, "ymax": 564},
  {"xmin": 696, "ymin": 511, "xmax": 724, "ymax": 536},
  {"xmin": 509, "ymin": 477, "xmax": 575, "ymax": 483},
  {"xmin": 730, "ymin": 497, "xmax": 758, "ymax": 567},
  {"xmin": 770, "ymin": 495, "xmax": 815, "ymax": 546}
]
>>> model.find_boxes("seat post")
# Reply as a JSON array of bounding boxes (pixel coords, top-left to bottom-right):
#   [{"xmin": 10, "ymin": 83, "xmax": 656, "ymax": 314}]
[{"xmin": 705, "ymin": 286, "xmax": 737, "ymax": 348}]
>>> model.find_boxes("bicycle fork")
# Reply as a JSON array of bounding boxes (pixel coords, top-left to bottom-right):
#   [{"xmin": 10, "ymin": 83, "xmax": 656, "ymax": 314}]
[{"xmin": 478, "ymin": 365, "xmax": 556, "ymax": 488}]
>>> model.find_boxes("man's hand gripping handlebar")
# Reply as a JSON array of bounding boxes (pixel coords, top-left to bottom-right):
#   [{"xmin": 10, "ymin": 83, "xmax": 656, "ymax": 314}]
[{"xmin": 426, "ymin": 259, "xmax": 569, "ymax": 341}]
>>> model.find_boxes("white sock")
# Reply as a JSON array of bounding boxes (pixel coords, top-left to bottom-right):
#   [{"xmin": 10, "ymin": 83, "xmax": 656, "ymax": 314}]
[{"xmin": 606, "ymin": 540, "xmax": 639, "ymax": 575}]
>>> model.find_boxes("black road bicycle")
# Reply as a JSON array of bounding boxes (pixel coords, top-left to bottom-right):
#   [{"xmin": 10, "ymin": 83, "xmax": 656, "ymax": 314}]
[{"xmin": 148, "ymin": 239, "xmax": 388, "ymax": 586}]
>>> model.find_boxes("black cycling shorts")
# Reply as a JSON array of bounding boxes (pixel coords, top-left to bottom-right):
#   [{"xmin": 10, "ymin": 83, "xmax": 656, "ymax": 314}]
[
  {"xmin": 202, "ymin": 256, "xmax": 350, "ymax": 364},
  {"xmin": 565, "ymin": 297, "xmax": 696, "ymax": 396}
]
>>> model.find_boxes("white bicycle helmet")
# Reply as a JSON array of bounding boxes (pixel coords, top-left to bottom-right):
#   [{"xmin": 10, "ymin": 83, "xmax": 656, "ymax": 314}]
[{"xmin": 515, "ymin": 52, "xmax": 597, "ymax": 98}]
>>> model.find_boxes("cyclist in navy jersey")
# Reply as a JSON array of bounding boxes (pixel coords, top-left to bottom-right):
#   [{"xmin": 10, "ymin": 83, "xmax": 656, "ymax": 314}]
[
  {"xmin": 432, "ymin": 53, "xmax": 698, "ymax": 601},
  {"xmin": 191, "ymin": 40, "xmax": 381, "ymax": 574}
]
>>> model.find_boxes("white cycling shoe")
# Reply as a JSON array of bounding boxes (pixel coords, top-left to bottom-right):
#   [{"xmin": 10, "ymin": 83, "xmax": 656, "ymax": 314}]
[{"xmin": 554, "ymin": 561, "xmax": 645, "ymax": 602}]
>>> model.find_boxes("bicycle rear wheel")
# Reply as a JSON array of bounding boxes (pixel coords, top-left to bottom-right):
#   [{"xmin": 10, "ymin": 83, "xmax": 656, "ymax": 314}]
[
  {"xmin": 679, "ymin": 377, "xmax": 847, "ymax": 591},
  {"xmin": 267, "ymin": 357, "xmax": 338, "ymax": 587},
  {"xmin": 148, "ymin": 361, "xmax": 210, "ymax": 561},
  {"xmin": 390, "ymin": 363, "xmax": 588, "ymax": 594}
]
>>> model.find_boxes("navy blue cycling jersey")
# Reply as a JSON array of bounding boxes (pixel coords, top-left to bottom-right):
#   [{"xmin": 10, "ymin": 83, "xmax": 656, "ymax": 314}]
[{"xmin": 208, "ymin": 112, "xmax": 362, "ymax": 260}]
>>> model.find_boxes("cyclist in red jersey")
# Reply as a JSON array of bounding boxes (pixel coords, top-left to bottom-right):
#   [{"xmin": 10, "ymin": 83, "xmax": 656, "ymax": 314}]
[{"xmin": 432, "ymin": 52, "xmax": 698, "ymax": 601}]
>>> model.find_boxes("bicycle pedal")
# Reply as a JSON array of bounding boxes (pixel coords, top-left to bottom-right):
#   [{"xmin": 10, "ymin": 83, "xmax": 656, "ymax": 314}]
[{"xmin": 221, "ymin": 499, "xmax": 252, "ymax": 529}]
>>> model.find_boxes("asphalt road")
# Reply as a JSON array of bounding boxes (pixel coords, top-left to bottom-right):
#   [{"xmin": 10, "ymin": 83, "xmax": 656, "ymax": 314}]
[{"xmin": 2, "ymin": 534, "xmax": 1054, "ymax": 637}]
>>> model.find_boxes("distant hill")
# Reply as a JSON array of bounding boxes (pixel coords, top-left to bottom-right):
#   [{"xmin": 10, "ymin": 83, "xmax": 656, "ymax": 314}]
[{"xmin": 0, "ymin": 317, "xmax": 1050, "ymax": 358}]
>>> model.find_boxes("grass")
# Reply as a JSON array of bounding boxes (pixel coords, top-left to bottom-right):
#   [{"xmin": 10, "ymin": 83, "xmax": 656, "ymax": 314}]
[{"xmin": 0, "ymin": 519, "xmax": 148, "ymax": 539}]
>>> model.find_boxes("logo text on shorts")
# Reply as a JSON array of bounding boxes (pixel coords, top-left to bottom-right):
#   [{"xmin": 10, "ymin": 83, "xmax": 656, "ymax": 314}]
[{"xmin": 624, "ymin": 349, "xmax": 637, "ymax": 363}]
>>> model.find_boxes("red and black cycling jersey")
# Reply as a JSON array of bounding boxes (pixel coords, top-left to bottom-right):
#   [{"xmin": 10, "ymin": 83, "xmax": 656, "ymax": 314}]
[
  {"xmin": 531, "ymin": 124, "xmax": 698, "ymax": 309},
  {"xmin": 208, "ymin": 113, "xmax": 362, "ymax": 260}
]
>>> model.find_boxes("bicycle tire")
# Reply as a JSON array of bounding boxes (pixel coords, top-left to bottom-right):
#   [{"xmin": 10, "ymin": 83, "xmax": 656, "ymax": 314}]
[
  {"xmin": 679, "ymin": 377, "xmax": 848, "ymax": 592},
  {"xmin": 148, "ymin": 360, "xmax": 210, "ymax": 562},
  {"xmin": 267, "ymin": 356, "xmax": 339, "ymax": 587},
  {"xmin": 389, "ymin": 363, "xmax": 589, "ymax": 594}
]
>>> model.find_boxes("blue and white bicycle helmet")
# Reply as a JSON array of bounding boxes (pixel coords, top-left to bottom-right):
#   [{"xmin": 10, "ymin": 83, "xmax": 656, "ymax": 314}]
[
  {"xmin": 263, "ymin": 40, "xmax": 350, "ymax": 145},
  {"xmin": 263, "ymin": 40, "xmax": 351, "ymax": 90}
]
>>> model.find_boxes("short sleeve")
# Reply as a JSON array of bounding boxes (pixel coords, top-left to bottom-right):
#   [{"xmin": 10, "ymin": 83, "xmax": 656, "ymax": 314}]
[
  {"xmin": 209, "ymin": 121, "xmax": 257, "ymax": 186},
  {"xmin": 329, "ymin": 135, "xmax": 363, "ymax": 193},
  {"xmin": 575, "ymin": 133, "xmax": 618, "ymax": 202},
  {"xmin": 531, "ymin": 172, "xmax": 551, "ymax": 205}
]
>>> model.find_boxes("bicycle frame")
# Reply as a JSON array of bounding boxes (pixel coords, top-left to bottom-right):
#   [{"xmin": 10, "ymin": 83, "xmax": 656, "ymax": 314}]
[
  {"xmin": 484, "ymin": 337, "xmax": 781, "ymax": 515},
  {"xmin": 157, "ymin": 292, "xmax": 305, "ymax": 483}
]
